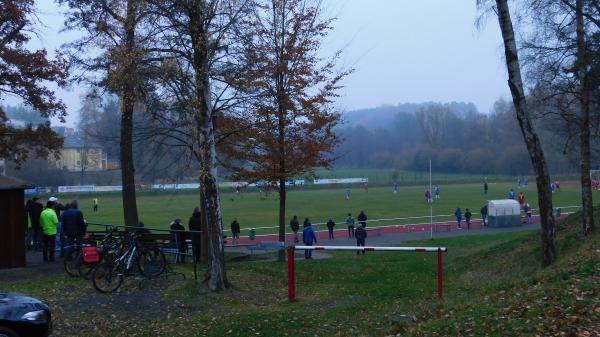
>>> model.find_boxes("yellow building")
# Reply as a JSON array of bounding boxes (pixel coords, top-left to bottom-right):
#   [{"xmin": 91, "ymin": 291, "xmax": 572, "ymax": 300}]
[{"xmin": 54, "ymin": 134, "xmax": 107, "ymax": 172}]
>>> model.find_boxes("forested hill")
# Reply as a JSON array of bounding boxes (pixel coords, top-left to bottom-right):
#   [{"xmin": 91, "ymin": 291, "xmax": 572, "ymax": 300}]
[
  {"xmin": 342, "ymin": 102, "xmax": 480, "ymax": 129},
  {"xmin": 334, "ymin": 100, "xmax": 579, "ymax": 175}
]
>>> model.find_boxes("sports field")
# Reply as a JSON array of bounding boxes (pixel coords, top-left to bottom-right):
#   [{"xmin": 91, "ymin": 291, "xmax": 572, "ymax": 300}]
[{"xmin": 48, "ymin": 182, "xmax": 585, "ymax": 234}]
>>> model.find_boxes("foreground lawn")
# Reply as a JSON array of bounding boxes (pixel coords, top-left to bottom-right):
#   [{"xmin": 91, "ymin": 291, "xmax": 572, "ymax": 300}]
[
  {"xmin": 4, "ymin": 210, "xmax": 599, "ymax": 337},
  {"xmin": 46, "ymin": 182, "xmax": 583, "ymax": 232}
]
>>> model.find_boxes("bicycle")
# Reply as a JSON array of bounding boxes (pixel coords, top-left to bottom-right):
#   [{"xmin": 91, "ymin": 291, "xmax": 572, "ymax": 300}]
[{"xmin": 92, "ymin": 230, "xmax": 166, "ymax": 293}]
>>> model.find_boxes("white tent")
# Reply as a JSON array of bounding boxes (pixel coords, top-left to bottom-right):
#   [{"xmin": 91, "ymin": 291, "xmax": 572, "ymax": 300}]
[{"xmin": 487, "ymin": 199, "xmax": 521, "ymax": 227}]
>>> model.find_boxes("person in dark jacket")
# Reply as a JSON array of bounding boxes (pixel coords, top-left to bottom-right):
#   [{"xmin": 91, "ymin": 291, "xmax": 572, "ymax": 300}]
[
  {"xmin": 358, "ymin": 210, "xmax": 367, "ymax": 228},
  {"xmin": 465, "ymin": 208, "xmax": 472, "ymax": 230},
  {"xmin": 455, "ymin": 207, "xmax": 463, "ymax": 230},
  {"xmin": 302, "ymin": 219, "xmax": 317, "ymax": 259},
  {"xmin": 27, "ymin": 197, "xmax": 43, "ymax": 250},
  {"xmin": 61, "ymin": 200, "xmax": 87, "ymax": 255},
  {"xmin": 326, "ymin": 218, "xmax": 335, "ymax": 240},
  {"xmin": 355, "ymin": 224, "xmax": 367, "ymax": 255},
  {"xmin": 346, "ymin": 213, "xmax": 355, "ymax": 238},
  {"xmin": 170, "ymin": 218, "xmax": 187, "ymax": 263},
  {"xmin": 290, "ymin": 216, "xmax": 300, "ymax": 243},
  {"xmin": 480, "ymin": 204, "xmax": 488, "ymax": 226},
  {"xmin": 230, "ymin": 218, "xmax": 241, "ymax": 245},
  {"xmin": 188, "ymin": 207, "xmax": 202, "ymax": 262}
]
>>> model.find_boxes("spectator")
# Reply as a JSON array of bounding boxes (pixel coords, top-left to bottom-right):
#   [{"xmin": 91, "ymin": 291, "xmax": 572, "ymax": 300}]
[
  {"xmin": 346, "ymin": 213, "xmax": 355, "ymax": 238},
  {"xmin": 230, "ymin": 218, "xmax": 241, "ymax": 245},
  {"xmin": 49, "ymin": 197, "xmax": 66, "ymax": 257},
  {"xmin": 525, "ymin": 203, "xmax": 533, "ymax": 223},
  {"xmin": 302, "ymin": 219, "xmax": 316, "ymax": 259},
  {"xmin": 480, "ymin": 204, "xmax": 488, "ymax": 226},
  {"xmin": 27, "ymin": 197, "xmax": 43, "ymax": 250},
  {"xmin": 40, "ymin": 201, "xmax": 58, "ymax": 262},
  {"xmin": 355, "ymin": 224, "xmax": 367, "ymax": 255},
  {"xmin": 170, "ymin": 218, "xmax": 187, "ymax": 263},
  {"xmin": 358, "ymin": 210, "xmax": 367, "ymax": 228},
  {"xmin": 61, "ymin": 200, "xmax": 86, "ymax": 256},
  {"xmin": 326, "ymin": 218, "xmax": 335, "ymax": 239},
  {"xmin": 290, "ymin": 216, "xmax": 300, "ymax": 243},
  {"xmin": 455, "ymin": 207, "xmax": 463, "ymax": 230},
  {"xmin": 188, "ymin": 207, "xmax": 202, "ymax": 262},
  {"xmin": 465, "ymin": 208, "xmax": 472, "ymax": 230}
]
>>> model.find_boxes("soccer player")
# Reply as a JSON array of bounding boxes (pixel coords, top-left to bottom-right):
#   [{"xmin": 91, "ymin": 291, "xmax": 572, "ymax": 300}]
[
  {"xmin": 434, "ymin": 185, "xmax": 440, "ymax": 200},
  {"xmin": 393, "ymin": 181, "xmax": 398, "ymax": 194},
  {"xmin": 425, "ymin": 187, "xmax": 431, "ymax": 203},
  {"xmin": 509, "ymin": 189, "xmax": 516, "ymax": 200},
  {"xmin": 524, "ymin": 177, "xmax": 529, "ymax": 188},
  {"xmin": 363, "ymin": 182, "xmax": 368, "ymax": 193},
  {"xmin": 345, "ymin": 188, "xmax": 351, "ymax": 200},
  {"xmin": 550, "ymin": 181, "xmax": 555, "ymax": 193}
]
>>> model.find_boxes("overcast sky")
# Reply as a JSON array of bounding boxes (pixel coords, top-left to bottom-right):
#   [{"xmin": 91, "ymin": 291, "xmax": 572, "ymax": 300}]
[{"xmin": 13, "ymin": 0, "xmax": 510, "ymax": 126}]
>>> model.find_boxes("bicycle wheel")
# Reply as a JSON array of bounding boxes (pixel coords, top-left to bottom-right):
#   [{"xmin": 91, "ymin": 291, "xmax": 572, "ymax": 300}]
[
  {"xmin": 78, "ymin": 256, "xmax": 95, "ymax": 280},
  {"xmin": 92, "ymin": 261, "xmax": 123, "ymax": 293},
  {"xmin": 137, "ymin": 248, "xmax": 166, "ymax": 278},
  {"xmin": 64, "ymin": 249, "xmax": 81, "ymax": 277}
]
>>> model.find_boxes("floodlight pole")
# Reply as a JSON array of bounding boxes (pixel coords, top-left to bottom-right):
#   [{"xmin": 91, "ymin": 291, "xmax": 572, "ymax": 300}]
[{"xmin": 430, "ymin": 159, "xmax": 433, "ymax": 239}]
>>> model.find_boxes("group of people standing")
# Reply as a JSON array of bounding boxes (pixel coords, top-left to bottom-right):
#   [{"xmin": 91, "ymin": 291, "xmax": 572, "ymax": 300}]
[
  {"xmin": 25, "ymin": 196, "xmax": 86, "ymax": 262},
  {"xmin": 288, "ymin": 210, "xmax": 369, "ymax": 259}
]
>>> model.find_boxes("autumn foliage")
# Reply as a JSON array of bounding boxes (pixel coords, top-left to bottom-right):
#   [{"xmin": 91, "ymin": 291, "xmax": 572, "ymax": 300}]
[{"xmin": 0, "ymin": 0, "xmax": 68, "ymax": 166}]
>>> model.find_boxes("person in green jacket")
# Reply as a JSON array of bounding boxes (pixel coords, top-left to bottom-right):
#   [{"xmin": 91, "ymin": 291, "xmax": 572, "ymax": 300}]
[{"xmin": 40, "ymin": 201, "xmax": 59, "ymax": 262}]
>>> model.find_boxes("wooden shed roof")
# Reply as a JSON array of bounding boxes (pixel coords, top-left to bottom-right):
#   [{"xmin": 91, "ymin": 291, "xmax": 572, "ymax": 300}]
[{"xmin": 0, "ymin": 176, "xmax": 32, "ymax": 190}]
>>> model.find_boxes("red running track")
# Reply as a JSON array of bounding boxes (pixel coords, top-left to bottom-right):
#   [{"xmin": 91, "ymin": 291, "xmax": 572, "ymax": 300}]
[{"xmin": 227, "ymin": 214, "xmax": 566, "ymax": 246}]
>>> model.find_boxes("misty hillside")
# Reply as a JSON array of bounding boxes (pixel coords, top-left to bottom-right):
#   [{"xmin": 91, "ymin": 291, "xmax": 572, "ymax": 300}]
[{"xmin": 342, "ymin": 102, "xmax": 480, "ymax": 129}]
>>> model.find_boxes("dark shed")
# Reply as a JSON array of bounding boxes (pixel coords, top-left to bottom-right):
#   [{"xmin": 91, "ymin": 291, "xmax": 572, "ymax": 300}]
[{"xmin": 0, "ymin": 176, "xmax": 32, "ymax": 269}]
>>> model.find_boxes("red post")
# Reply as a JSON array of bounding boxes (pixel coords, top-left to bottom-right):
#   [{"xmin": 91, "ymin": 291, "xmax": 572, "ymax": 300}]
[
  {"xmin": 287, "ymin": 246, "xmax": 296, "ymax": 302},
  {"xmin": 437, "ymin": 248, "xmax": 443, "ymax": 299}
]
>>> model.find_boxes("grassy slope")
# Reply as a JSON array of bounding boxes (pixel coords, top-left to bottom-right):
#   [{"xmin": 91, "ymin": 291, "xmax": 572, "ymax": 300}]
[
  {"xmin": 408, "ymin": 208, "xmax": 600, "ymax": 336},
  {"xmin": 55, "ymin": 183, "xmax": 582, "ymax": 233}
]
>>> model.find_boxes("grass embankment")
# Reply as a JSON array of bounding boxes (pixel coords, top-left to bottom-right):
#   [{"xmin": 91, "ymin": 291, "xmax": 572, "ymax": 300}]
[
  {"xmin": 2, "ymin": 208, "xmax": 599, "ymax": 336},
  {"xmin": 48, "ymin": 183, "xmax": 582, "ymax": 233}
]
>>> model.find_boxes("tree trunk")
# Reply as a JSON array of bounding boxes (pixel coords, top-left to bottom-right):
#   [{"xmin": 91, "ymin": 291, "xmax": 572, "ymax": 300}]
[
  {"xmin": 495, "ymin": 0, "xmax": 557, "ymax": 266},
  {"xmin": 576, "ymin": 0, "xmax": 595, "ymax": 235},
  {"xmin": 278, "ymin": 178, "xmax": 286, "ymax": 262},
  {"xmin": 198, "ymin": 189, "xmax": 208, "ymax": 263},
  {"xmin": 189, "ymin": 1, "xmax": 228, "ymax": 290},
  {"xmin": 120, "ymin": 0, "xmax": 139, "ymax": 227}
]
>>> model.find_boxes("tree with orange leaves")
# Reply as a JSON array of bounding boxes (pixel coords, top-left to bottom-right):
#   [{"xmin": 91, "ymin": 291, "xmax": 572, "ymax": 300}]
[
  {"xmin": 225, "ymin": 0, "xmax": 351, "ymax": 261},
  {"xmin": 0, "ymin": 0, "xmax": 68, "ymax": 166}
]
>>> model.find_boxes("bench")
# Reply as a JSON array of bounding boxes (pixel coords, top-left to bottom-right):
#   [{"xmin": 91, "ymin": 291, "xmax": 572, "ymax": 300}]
[{"xmin": 247, "ymin": 241, "xmax": 286, "ymax": 254}]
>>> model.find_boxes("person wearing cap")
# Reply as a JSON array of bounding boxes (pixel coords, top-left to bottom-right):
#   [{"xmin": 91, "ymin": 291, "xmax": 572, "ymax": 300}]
[
  {"xmin": 170, "ymin": 218, "xmax": 186, "ymax": 263},
  {"xmin": 40, "ymin": 201, "xmax": 59, "ymax": 262},
  {"xmin": 230, "ymin": 218, "xmax": 241, "ymax": 245},
  {"xmin": 49, "ymin": 197, "xmax": 66, "ymax": 257}
]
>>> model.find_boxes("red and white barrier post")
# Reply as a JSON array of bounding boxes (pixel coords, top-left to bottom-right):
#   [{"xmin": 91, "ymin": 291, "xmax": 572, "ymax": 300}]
[{"xmin": 287, "ymin": 245, "xmax": 448, "ymax": 302}]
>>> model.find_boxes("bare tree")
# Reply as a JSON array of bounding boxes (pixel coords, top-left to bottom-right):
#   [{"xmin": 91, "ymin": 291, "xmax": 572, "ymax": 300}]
[{"xmin": 483, "ymin": 0, "xmax": 558, "ymax": 266}]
